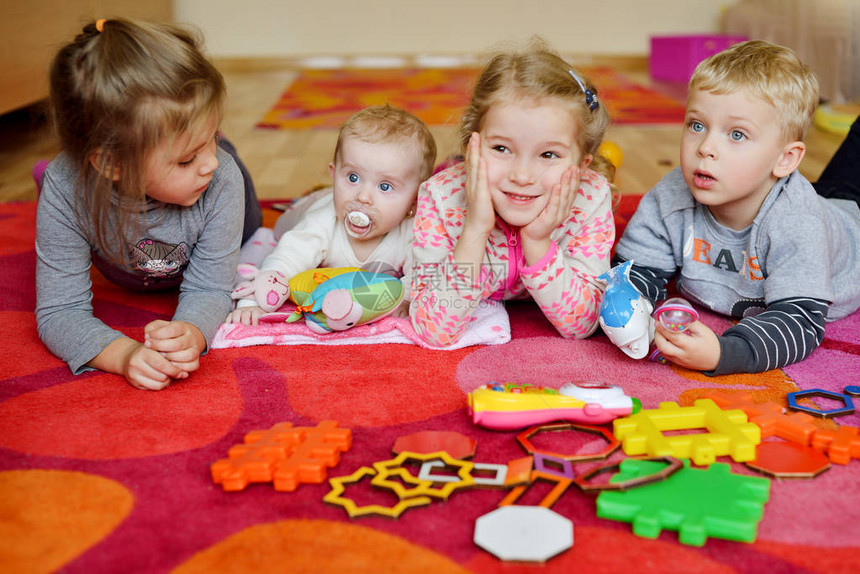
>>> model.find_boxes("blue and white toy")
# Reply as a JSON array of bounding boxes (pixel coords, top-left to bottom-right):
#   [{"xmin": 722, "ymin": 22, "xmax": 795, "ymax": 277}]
[{"xmin": 598, "ymin": 260, "xmax": 654, "ymax": 359}]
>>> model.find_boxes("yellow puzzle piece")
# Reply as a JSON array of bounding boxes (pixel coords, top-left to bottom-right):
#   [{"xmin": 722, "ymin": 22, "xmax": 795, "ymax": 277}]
[{"xmin": 612, "ymin": 399, "xmax": 760, "ymax": 465}]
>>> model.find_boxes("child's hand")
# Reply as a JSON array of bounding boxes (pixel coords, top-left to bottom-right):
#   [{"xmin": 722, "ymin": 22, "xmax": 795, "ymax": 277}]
[
  {"xmin": 520, "ymin": 165, "xmax": 579, "ymax": 265},
  {"xmin": 144, "ymin": 320, "xmax": 205, "ymax": 374},
  {"xmin": 225, "ymin": 305, "xmax": 265, "ymax": 325},
  {"xmin": 463, "ymin": 132, "xmax": 496, "ymax": 237},
  {"xmin": 653, "ymin": 320, "xmax": 720, "ymax": 371},
  {"xmin": 123, "ymin": 342, "xmax": 188, "ymax": 391},
  {"xmin": 522, "ymin": 165, "xmax": 578, "ymax": 243},
  {"xmin": 453, "ymin": 132, "xmax": 496, "ymax": 280},
  {"xmin": 88, "ymin": 336, "xmax": 186, "ymax": 390}
]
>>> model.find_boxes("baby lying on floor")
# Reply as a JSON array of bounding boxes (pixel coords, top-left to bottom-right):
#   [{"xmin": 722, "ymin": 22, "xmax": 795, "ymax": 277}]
[{"xmin": 226, "ymin": 104, "xmax": 437, "ymax": 325}]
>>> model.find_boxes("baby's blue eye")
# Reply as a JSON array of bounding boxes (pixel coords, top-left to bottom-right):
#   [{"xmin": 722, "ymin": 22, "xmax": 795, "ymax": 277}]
[
  {"xmin": 379, "ymin": 182, "xmax": 392, "ymax": 192},
  {"xmin": 730, "ymin": 130, "xmax": 746, "ymax": 141},
  {"xmin": 348, "ymin": 173, "xmax": 359, "ymax": 183},
  {"xmin": 689, "ymin": 121, "xmax": 705, "ymax": 133}
]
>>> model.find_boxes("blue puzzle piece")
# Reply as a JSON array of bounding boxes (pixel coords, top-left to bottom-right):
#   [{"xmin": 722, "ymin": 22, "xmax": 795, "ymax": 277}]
[{"xmin": 787, "ymin": 388, "xmax": 855, "ymax": 418}]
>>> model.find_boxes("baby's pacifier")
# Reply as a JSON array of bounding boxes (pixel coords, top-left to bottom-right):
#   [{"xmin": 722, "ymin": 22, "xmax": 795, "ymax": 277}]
[
  {"xmin": 347, "ymin": 211, "xmax": 370, "ymax": 227},
  {"xmin": 654, "ymin": 297, "xmax": 698, "ymax": 333}
]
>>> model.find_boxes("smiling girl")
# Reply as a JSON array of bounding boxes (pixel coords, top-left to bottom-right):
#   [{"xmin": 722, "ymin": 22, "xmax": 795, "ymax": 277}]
[{"xmin": 410, "ymin": 40, "xmax": 616, "ymax": 346}]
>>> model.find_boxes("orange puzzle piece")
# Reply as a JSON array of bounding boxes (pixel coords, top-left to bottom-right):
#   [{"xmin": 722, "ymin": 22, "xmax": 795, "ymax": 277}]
[
  {"xmin": 498, "ymin": 469, "xmax": 573, "ymax": 509},
  {"xmin": 705, "ymin": 391, "xmax": 818, "ymax": 445},
  {"xmin": 211, "ymin": 420, "xmax": 352, "ymax": 491},
  {"xmin": 811, "ymin": 426, "xmax": 860, "ymax": 465}
]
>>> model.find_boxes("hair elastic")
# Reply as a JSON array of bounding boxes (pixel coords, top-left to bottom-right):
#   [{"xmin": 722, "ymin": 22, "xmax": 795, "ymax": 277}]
[
  {"xmin": 95, "ymin": 19, "xmax": 106, "ymax": 32},
  {"xmin": 569, "ymin": 70, "xmax": 599, "ymax": 111}
]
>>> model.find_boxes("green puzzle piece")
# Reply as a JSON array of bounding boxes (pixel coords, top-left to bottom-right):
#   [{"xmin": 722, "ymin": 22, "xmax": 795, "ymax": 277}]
[{"xmin": 596, "ymin": 459, "xmax": 770, "ymax": 546}]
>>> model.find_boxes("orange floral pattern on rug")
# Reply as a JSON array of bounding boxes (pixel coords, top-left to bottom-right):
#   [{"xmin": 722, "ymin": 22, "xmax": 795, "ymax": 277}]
[{"xmin": 257, "ymin": 67, "xmax": 685, "ymax": 129}]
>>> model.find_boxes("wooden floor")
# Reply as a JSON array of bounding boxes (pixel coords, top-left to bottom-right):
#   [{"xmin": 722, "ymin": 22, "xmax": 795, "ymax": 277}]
[{"xmin": 0, "ymin": 57, "xmax": 848, "ymax": 204}]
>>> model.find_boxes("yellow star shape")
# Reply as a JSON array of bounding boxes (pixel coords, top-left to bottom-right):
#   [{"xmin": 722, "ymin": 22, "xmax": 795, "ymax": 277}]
[
  {"xmin": 324, "ymin": 466, "xmax": 432, "ymax": 519},
  {"xmin": 373, "ymin": 451, "xmax": 475, "ymax": 500}
]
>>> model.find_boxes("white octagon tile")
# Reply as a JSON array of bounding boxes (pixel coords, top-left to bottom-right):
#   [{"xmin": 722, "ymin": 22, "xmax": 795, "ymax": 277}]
[{"xmin": 474, "ymin": 505, "xmax": 573, "ymax": 562}]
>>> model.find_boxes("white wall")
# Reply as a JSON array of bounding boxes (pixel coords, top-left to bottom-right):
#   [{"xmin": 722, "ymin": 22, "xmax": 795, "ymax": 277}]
[{"xmin": 175, "ymin": 0, "xmax": 737, "ymax": 57}]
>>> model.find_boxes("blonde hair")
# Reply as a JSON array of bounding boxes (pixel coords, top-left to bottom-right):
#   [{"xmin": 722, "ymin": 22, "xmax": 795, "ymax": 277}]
[
  {"xmin": 334, "ymin": 105, "xmax": 437, "ymax": 182},
  {"xmin": 459, "ymin": 39, "xmax": 613, "ymax": 181},
  {"xmin": 689, "ymin": 40, "xmax": 819, "ymax": 142},
  {"xmin": 49, "ymin": 18, "xmax": 225, "ymax": 266}
]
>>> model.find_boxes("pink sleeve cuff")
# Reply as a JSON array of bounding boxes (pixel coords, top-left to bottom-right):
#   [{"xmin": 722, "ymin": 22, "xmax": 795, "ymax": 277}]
[{"xmin": 520, "ymin": 241, "xmax": 559, "ymax": 277}]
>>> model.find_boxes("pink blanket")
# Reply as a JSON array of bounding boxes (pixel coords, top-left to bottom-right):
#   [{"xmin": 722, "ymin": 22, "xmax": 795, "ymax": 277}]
[{"xmin": 212, "ymin": 300, "xmax": 511, "ymax": 349}]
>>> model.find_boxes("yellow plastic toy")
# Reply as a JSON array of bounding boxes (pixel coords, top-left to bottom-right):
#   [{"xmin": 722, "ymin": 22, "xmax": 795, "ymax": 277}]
[
  {"xmin": 813, "ymin": 104, "xmax": 859, "ymax": 136},
  {"xmin": 373, "ymin": 451, "xmax": 475, "ymax": 500},
  {"xmin": 598, "ymin": 140, "xmax": 624, "ymax": 169},
  {"xmin": 612, "ymin": 399, "xmax": 761, "ymax": 465},
  {"xmin": 324, "ymin": 467, "xmax": 432, "ymax": 518},
  {"xmin": 468, "ymin": 381, "xmax": 638, "ymax": 430}
]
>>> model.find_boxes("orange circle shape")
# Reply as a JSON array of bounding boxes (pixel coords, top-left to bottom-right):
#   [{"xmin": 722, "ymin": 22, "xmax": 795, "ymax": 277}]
[
  {"xmin": 0, "ymin": 469, "xmax": 133, "ymax": 573},
  {"xmin": 173, "ymin": 519, "xmax": 473, "ymax": 574}
]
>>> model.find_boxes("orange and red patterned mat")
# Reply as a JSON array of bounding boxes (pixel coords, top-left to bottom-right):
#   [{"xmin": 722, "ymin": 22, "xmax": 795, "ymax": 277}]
[
  {"xmin": 257, "ymin": 67, "xmax": 687, "ymax": 130},
  {"xmin": 1, "ymin": 200, "xmax": 859, "ymax": 573}
]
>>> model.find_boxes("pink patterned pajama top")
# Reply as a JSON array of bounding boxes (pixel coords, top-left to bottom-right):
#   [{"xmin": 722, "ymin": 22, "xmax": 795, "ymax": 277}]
[{"xmin": 410, "ymin": 162, "xmax": 615, "ymax": 346}]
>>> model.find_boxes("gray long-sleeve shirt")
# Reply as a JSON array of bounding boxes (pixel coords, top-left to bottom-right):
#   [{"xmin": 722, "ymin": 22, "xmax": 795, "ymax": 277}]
[
  {"xmin": 35, "ymin": 147, "xmax": 245, "ymax": 374},
  {"xmin": 615, "ymin": 167, "xmax": 860, "ymax": 374}
]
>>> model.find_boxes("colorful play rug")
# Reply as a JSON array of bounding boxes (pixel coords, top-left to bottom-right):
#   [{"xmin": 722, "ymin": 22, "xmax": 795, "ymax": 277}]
[
  {"xmin": 2, "ymin": 199, "xmax": 859, "ymax": 573},
  {"xmin": 257, "ymin": 67, "xmax": 687, "ymax": 130}
]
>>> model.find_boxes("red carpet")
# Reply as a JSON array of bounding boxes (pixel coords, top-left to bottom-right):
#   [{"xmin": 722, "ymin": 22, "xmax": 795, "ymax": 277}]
[
  {"xmin": 256, "ymin": 67, "xmax": 686, "ymax": 130},
  {"xmin": 2, "ymin": 199, "xmax": 859, "ymax": 573}
]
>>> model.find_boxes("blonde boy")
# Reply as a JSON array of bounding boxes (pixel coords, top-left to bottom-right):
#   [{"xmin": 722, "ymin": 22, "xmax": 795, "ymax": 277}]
[{"xmin": 613, "ymin": 40, "xmax": 860, "ymax": 374}]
